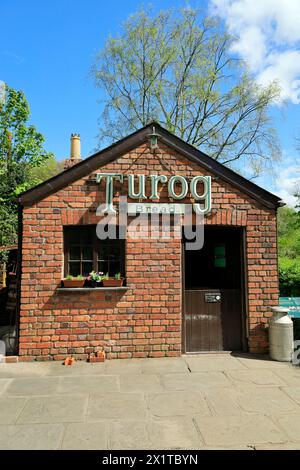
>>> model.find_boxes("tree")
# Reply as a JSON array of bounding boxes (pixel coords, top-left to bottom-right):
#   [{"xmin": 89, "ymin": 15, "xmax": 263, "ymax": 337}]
[
  {"xmin": 278, "ymin": 206, "xmax": 300, "ymax": 259},
  {"xmin": 93, "ymin": 8, "xmax": 280, "ymax": 177},
  {"xmin": 0, "ymin": 83, "xmax": 54, "ymax": 260},
  {"xmin": 277, "ymin": 206, "xmax": 300, "ymax": 296},
  {"xmin": 294, "ymin": 171, "xmax": 300, "ymax": 209},
  {"xmin": 29, "ymin": 154, "xmax": 64, "ymax": 186}
]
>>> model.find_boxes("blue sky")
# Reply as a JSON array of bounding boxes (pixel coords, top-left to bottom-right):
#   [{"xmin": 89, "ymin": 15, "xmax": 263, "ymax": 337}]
[{"xmin": 1, "ymin": 0, "xmax": 300, "ymax": 204}]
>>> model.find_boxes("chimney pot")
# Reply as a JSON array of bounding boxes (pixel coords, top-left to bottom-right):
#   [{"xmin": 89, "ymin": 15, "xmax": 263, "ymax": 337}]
[
  {"xmin": 64, "ymin": 133, "xmax": 82, "ymax": 169},
  {"xmin": 70, "ymin": 133, "xmax": 81, "ymax": 160}
]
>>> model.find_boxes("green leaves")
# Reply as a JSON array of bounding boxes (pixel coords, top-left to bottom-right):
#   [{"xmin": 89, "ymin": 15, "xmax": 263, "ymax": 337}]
[
  {"xmin": 93, "ymin": 6, "xmax": 281, "ymax": 177},
  {"xmin": 279, "ymin": 258, "xmax": 300, "ymax": 297},
  {"xmin": 0, "ymin": 83, "xmax": 54, "ymax": 248},
  {"xmin": 0, "ymin": 203, "xmax": 18, "ymax": 263},
  {"xmin": 0, "ymin": 84, "xmax": 53, "ymax": 202},
  {"xmin": 278, "ymin": 206, "xmax": 300, "ymax": 296}
]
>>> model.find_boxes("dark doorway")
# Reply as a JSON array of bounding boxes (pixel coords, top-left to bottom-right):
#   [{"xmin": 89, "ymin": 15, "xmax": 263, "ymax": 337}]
[{"xmin": 183, "ymin": 226, "xmax": 246, "ymax": 352}]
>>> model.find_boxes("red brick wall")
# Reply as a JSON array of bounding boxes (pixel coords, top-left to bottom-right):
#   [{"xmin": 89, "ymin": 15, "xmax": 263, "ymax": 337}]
[{"xmin": 18, "ymin": 142, "xmax": 278, "ymax": 360}]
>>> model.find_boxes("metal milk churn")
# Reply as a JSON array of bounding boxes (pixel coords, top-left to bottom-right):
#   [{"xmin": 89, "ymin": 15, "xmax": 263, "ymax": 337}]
[{"xmin": 269, "ymin": 306, "xmax": 294, "ymax": 361}]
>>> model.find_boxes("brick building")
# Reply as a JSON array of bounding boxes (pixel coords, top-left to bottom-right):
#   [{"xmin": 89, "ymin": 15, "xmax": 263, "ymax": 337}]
[{"xmin": 16, "ymin": 122, "xmax": 281, "ymax": 361}]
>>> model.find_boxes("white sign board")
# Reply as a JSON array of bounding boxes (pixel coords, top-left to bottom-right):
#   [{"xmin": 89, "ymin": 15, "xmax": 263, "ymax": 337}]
[{"xmin": 127, "ymin": 203, "xmax": 186, "ymax": 215}]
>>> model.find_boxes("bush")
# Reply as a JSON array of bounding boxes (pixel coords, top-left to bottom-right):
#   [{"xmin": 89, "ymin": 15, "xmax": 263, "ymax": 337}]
[{"xmin": 279, "ymin": 257, "xmax": 300, "ymax": 296}]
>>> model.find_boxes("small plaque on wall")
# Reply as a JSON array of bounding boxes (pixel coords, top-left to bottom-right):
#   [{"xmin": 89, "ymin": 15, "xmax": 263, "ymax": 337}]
[{"xmin": 205, "ymin": 293, "xmax": 221, "ymax": 303}]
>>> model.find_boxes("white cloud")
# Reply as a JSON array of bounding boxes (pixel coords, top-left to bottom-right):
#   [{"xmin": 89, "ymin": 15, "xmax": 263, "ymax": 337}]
[
  {"xmin": 210, "ymin": 0, "xmax": 300, "ymax": 104},
  {"xmin": 274, "ymin": 161, "xmax": 300, "ymax": 207}
]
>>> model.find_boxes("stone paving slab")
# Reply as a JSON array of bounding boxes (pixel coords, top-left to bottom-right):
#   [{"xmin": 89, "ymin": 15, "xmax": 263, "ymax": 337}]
[
  {"xmin": 275, "ymin": 411, "xmax": 300, "ymax": 442},
  {"xmin": 0, "ymin": 423, "xmax": 64, "ymax": 450},
  {"xmin": 105, "ymin": 359, "xmax": 142, "ymax": 375},
  {"xmin": 185, "ymin": 354, "xmax": 246, "ymax": 372},
  {"xmin": 0, "ymin": 363, "xmax": 48, "ymax": 378},
  {"xmin": 201, "ymin": 387, "xmax": 244, "ymax": 416},
  {"xmin": 281, "ymin": 386, "xmax": 300, "ymax": 406},
  {"xmin": 225, "ymin": 369, "xmax": 287, "ymax": 386},
  {"xmin": 161, "ymin": 371, "xmax": 232, "ymax": 391},
  {"xmin": 0, "ymin": 397, "xmax": 27, "ymax": 424},
  {"xmin": 254, "ymin": 443, "xmax": 300, "ymax": 450},
  {"xmin": 141, "ymin": 357, "xmax": 189, "ymax": 374},
  {"xmin": 234, "ymin": 354, "xmax": 292, "ymax": 369},
  {"xmin": 87, "ymin": 393, "xmax": 147, "ymax": 421},
  {"xmin": 109, "ymin": 418, "xmax": 203, "ymax": 450},
  {"xmin": 119, "ymin": 374, "xmax": 164, "ymax": 393},
  {"xmin": 148, "ymin": 391, "xmax": 211, "ymax": 417},
  {"xmin": 58, "ymin": 375, "xmax": 119, "ymax": 394},
  {"xmin": 61, "ymin": 422, "xmax": 107, "ymax": 450},
  {"xmin": 17, "ymin": 394, "xmax": 88, "ymax": 424},
  {"xmin": 232, "ymin": 386, "xmax": 299, "ymax": 414},
  {"xmin": 201, "ymin": 445, "xmax": 253, "ymax": 450},
  {"xmin": 45, "ymin": 362, "xmax": 106, "ymax": 376},
  {"xmin": 194, "ymin": 414, "xmax": 287, "ymax": 447},
  {"xmin": 4, "ymin": 377, "xmax": 59, "ymax": 396},
  {"xmin": 0, "ymin": 378, "xmax": 11, "ymax": 395},
  {"xmin": 273, "ymin": 368, "xmax": 300, "ymax": 386}
]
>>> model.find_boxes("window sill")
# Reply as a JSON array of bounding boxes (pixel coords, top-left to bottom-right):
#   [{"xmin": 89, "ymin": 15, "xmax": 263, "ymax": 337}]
[{"xmin": 57, "ymin": 287, "xmax": 129, "ymax": 292}]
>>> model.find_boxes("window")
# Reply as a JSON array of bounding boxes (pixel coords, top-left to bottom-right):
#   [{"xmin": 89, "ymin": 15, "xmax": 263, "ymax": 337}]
[
  {"xmin": 64, "ymin": 226, "xmax": 125, "ymax": 277},
  {"xmin": 214, "ymin": 244, "xmax": 226, "ymax": 268}
]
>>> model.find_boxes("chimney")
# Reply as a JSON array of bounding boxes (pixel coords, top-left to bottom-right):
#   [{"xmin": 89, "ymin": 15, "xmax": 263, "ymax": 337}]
[{"xmin": 64, "ymin": 133, "xmax": 82, "ymax": 169}]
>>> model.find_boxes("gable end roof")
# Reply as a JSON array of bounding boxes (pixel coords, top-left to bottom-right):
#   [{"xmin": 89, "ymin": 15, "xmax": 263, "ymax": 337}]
[{"xmin": 18, "ymin": 122, "xmax": 282, "ymax": 209}]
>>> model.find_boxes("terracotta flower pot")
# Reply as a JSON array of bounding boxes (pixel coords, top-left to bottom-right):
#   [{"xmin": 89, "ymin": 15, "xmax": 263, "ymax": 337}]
[
  {"xmin": 102, "ymin": 278, "xmax": 124, "ymax": 287},
  {"xmin": 63, "ymin": 279, "xmax": 85, "ymax": 288}
]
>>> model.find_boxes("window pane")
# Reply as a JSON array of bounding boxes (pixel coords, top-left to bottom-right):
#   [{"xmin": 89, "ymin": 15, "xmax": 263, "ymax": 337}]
[
  {"xmin": 98, "ymin": 261, "xmax": 108, "ymax": 275},
  {"xmin": 111, "ymin": 243, "xmax": 120, "ymax": 255},
  {"xmin": 82, "ymin": 247, "xmax": 93, "ymax": 260},
  {"xmin": 214, "ymin": 244, "xmax": 226, "ymax": 268},
  {"xmin": 109, "ymin": 260, "xmax": 121, "ymax": 276},
  {"xmin": 82, "ymin": 262, "xmax": 93, "ymax": 276},
  {"xmin": 69, "ymin": 246, "xmax": 81, "ymax": 260},
  {"xmin": 81, "ymin": 230, "xmax": 93, "ymax": 245},
  {"xmin": 98, "ymin": 243, "xmax": 120, "ymax": 260},
  {"xmin": 98, "ymin": 245, "xmax": 109, "ymax": 259},
  {"xmin": 69, "ymin": 262, "xmax": 81, "ymax": 276}
]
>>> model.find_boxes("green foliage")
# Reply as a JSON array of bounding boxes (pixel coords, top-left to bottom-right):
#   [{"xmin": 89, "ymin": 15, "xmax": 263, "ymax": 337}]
[
  {"xmin": 278, "ymin": 206, "xmax": 300, "ymax": 296},
  {"xmin": 279, "ymin": 258, "xmax": 300, "ymax": 296},
  {"xmin": 93, "ymin": 7, "xmax": 281, "ymax": 176},
  {"xmin": 278, "ymin": 206, "xmax": 300, "ymax": 258},
  {"xmin": 89, "ymin": 271, "xmax": 103, "ymax": 282},
  {"xmin": 29, "ymin": 154, "xmax": 64, "ymax": 187},
  {"xmin": 0, "ymin": 83, "xmax": 55, "ymax": 260},
  {"xmin": 0, "ymin": 204, "xmax": 18, "ymax": 263},
  {"xmin": 0, "ymin": 84, "xmax": 53, "ymax": 201}
]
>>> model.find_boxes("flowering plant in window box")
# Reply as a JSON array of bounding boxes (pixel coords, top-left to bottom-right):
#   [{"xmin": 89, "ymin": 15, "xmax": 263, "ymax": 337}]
[
  {"xmin": 88, "ymin": 271, "xmax": 104, "ymax": 288},
  {"xmin": 62, "ymin": 275, "xmax": 85, "ymax": 288},
  {"xmin": 102, "ymin": 272, "xmax": 124, "ymax": 287}
]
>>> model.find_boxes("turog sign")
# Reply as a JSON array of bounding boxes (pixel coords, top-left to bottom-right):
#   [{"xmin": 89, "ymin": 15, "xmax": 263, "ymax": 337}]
[{"xmin": 96, "ymin": 173, "xmax": 211, "ymax": 215}]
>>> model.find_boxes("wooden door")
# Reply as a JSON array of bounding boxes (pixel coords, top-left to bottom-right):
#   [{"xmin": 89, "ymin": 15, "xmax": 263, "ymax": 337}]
[
  {"xmin": 183, "ymin": 227, "xmax": 244, "ymax": 352},
  {"xmin": 184, "ymin": 288, "xmax": 242, "ymax": 352},
  {"xmin": 185, "ymin": 289, "xmax": 223, "ymax": 352}
]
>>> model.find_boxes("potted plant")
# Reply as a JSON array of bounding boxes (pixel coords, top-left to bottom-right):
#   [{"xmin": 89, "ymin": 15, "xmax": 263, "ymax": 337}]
[
  {"xmin": 62, "ymin": 274, "xmax": 85, "ymax": 288},
  {"xmin": 102, "ymin": 272, "xmax": 124, "ymax": 287},
  {"xmin": 88, "ymin": 271, "xmax": 104, "ymax": 287}
]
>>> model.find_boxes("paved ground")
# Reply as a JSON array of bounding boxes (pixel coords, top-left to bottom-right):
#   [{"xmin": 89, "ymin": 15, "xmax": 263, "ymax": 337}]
[{"xmin": 0, "ymin": 353, "xmax": 300, "ymax": 450}]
